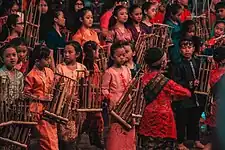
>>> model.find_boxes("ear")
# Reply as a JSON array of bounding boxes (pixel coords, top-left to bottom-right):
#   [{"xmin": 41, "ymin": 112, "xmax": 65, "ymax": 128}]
[
  {"xmin": 144, "ymin": 10, "xmax": 147, "ymax": 15},
  {"xmin": 114, "ymin": 16, "xmax": 117, "ymax": 20},
  {"xmin": 133, "ymin": 51, "xmax": 136, "ymax": 57},
  {"xmin": 54, "ymin": 17, "xmax": 58, "ymax": 22},
  {"xmin": 79, "ymin": 17, "xmax": 83, "ymax": 23},
  {"xmin": 76, "ymin": 52, "xmax": 81, "ymax": 58}
]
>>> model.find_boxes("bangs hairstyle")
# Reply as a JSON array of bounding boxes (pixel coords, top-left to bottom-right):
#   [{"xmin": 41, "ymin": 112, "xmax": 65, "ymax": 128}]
[
  {"xmin": 28, "ymin": 45, "xmax": 50, "ymax": 72},
  {"xmin": 65, "ymin": 41, "xmax": 83, "ymax": 63},
  {"xmin": 215, "ymin": 1, "xmax": 225, "ymax": 11},
  {"xmin": 214, "ymin": 20, "xmax": 225, "ymax": 27}
]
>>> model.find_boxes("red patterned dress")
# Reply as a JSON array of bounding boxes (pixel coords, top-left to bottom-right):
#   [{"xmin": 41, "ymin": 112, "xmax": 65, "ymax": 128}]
[
  {"xmin": 139, "ymin": 71, "xmax": 191, "ymax": 149},
  {"xmin": 205, "ymin": 68, "xmax": 225, "ymax": 127}
]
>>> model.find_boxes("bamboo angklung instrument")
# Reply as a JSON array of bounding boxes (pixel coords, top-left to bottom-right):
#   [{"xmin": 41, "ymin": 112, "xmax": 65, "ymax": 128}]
[
  {"xmin": 110, "ymin": 70, "xmax": 141, "ymax": 130},
  {"xmin": 0, "ymin": 76, "xmax": 37, "ymax": 149},
  {"xmin": 131, "ymin": 73, "xmax": 146, "ymax": 126},
  {"xmin": 76, "ymin": 71, "xmax": 103, "ymax": 112},
  {"xmin": 42, "ymin": 73, "xmax": 80, "ymax": 124},
  {"xmin": 194, "ymin": 55, "xmax": 213, "ymax": 96},
  {"xmin": 23, "ymin": 0, "xmax": 41, "ymax": 49},
  {"xmin": 96, "ymin": 45, "xmax": 108, "ymax": 72},
  {"xmin": 56, "ymin": 47, "xmax": 64, "ymax": 65}
]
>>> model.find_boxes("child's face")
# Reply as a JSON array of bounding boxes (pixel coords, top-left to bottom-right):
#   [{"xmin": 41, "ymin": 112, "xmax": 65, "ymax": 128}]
[
  {"xmin": 214, "ymin": 22, "xmax": 225, "ymax": 37},
  {"xmin": 172, "ymin": 9, "xmax": 182, "ymax": 22},
  {"xmin": 124, "ymin": 45, "xmax": 134, "ymax": 62},
  {"xmin": 40, "ymin": 0, "xmax": 48, "ymax": 14},
  {"xmin": 180, "ymin": 41, "xmax": 195, "ymax": 59},
  {"xmin": 112, "ymin": 47, "xmax": 126, "ymax": 66},
  {"xmin": 145, "ymin": 5, "xmax": 157, "ymax": 19},
  {"xmin": 93, "ymin": 46, "xmax": 99, "ymax": 59},
  {"xmin": 39, "ymin": 56, "xmax": 51, "ymax": 68},
  {"xmin": 14, "ymin": 17, "xmax": 24, "ymax": 35},
  {"xmin": 82, "ymin": 10, "xmax": 93, "ymax": 28},
  {"xmin": 3, "ymin": 47, "xmax": 18, "ymax": 69},
  {"xmin": 217, "ymin": 8, "xmax": 225, "ymax": 19},
  {"xmin": 130, "ymin": 8, "xmax": 143, "ymax": 23},
  {"xmin": 64, "ymin": 45, "xmax": 76, "ymax": 64},
  {"xmin": 17, "ymin": 45, "xmax": 28, "ymax": 62},
  {"xmin": 116, "ymin": 8, "xmax": 128, "ymax": 24},
  {"xmin": 74, "ymin": 0, "xmax": 84, "ymax": 12},
  {"xmin": 186, "ymin": 25, "xmax": 195, "ymax": 37}
]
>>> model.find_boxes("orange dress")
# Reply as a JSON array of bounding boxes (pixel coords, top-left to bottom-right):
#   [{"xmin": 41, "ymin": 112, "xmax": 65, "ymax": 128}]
[
  {"xmin": 24, "ymin": 66, "xmax": 58, "ymax": 150},
  {"xmin": 102, "ymin": 66, "xmax": 136, "ymax": 150},
  {"xmin": 56, "ymin": 62, "xmax": 87, "ymax": 141},
  {"xmin": 72, "ymin": 27, "xmax": 100, "ymax": 46}
]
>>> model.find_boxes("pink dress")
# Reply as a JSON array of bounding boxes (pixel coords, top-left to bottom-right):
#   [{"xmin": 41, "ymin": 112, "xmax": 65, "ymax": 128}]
[{"xmin": 102, "ymin": 66, "xmax": 136, "ymax": 150}]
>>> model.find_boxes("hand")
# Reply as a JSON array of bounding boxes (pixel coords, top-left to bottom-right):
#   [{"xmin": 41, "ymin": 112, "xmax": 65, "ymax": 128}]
[{"xmin": 194, "ymin": 80, "xmax": 200, "ymax": 87}]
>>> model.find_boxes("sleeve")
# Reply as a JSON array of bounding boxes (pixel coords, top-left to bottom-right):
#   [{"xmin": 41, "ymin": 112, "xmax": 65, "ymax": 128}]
[
  {"xmin": 105, "ymin": 30, "xmax": 115, "ymax": 43},
  {"xmin": 24, "ymin": 73, "xmax": 34, "ymax": 94},
  {"xmin": 172, "ymin": 65, "xmax": 188, "ymax": 88},
  {"xmin": 100, "ymin": 13, "xmax": 109, "ymax": 30},
  {"xmin": 101, "ymin": 70, "xmax": 112, "ymax": 100},
  {"xmin": 72, "ymin": 33, "xmax": 82, "ymax": 45},
  {"xmin": 164, "ymin": 80, "xmax": 191, "ymax": 98}
]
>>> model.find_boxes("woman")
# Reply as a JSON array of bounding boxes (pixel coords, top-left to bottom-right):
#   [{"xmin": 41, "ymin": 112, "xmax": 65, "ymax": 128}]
[
  {"xmin": 45, "ymin": 9, "xmax": 66, "ymax": 64},
  {"xmin": 72, "ymin": 7, "xmax": 100, "ymax": 46},
  {"xmin": 65, "ymin": 0, "xmax": 84, "ymax": 33}
]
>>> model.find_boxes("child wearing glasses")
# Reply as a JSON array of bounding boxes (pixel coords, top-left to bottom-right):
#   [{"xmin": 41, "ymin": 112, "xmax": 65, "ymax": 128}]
[{"xmin": 172, "ymin": 37, "xmax": 205, "ymax": 150}]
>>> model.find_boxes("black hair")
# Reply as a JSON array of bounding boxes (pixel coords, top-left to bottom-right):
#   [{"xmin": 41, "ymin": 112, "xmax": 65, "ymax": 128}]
[
  {"xmin": 181, "ymin": 20, "xmax": 196, "ymax": 37},
  {"xmin": 179, "ymin": 36, "xmax": 194, "ymax": 47},
  {"xmin": 121, "ymin": 41, "xmax": 137, "ymax": 62},
  {"xmin": 83, "ymin": 41, "xmax": 98, "ymax": 74},
  {"xmin": 52, "ymin": 9, "xmax": 64, "ymax": 25},
  {"xmin": 214, "ymin": 20, "xmax": 225, "ymax": 28},
  {"xmin": 127, "ymin": 4, "xmax": 141, "ymax": 25},
  {"xmin": 65, "ymin": 41, "xmax": 83, "ymax": 63},
  {"xmin": 28, "ymin": 44, "xmax": 51, "ymax": 72},
  {"xmin": 108, "ymin": 41, "xmax": 124, "ymax": 67},
  {"xmin": 77, "ymin": 7, "xmax": 92, "ymax": 28},
  {"xmin": 0, "ymin": 43, "xmax": 17, "ymax": 67},
  {"xmin": 215, "ymin": 1, "xmax": 225, "ymax": 11},
  {"xmin": 163, "ymin": 3, "xmax": 182, "ymax": 23},
  {"xmin": 0, "ymin": 14, "xmax": 19, "ymax": 41},
  {"xmin": 70, "ymin": 0, "xmax": 85, "ymax": 13},
  {"xmin": 142, "ymin": 2, "xmax": 155, "ymax": 18},
  {"xmin": 144, "ymin": 47, "xmax": 164, "ymax": 70},
  {"xmin": 214, "ymin": 46, "xmax": 225, "ymax": 63},
  {"xmin": 108, "ymin": 5, "xmax": 127, "ymax": 29},
  {"xmin": 9, "ymin": 37, "xmax": 27, "ymax": 47}
]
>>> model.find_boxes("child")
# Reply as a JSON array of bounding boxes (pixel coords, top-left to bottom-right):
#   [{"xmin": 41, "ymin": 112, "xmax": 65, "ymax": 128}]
[
  {"xmin": 123, "ymin": 41, "xmax": 141, "ymax": 78},
  {"xmin": 56, "ymin": 41, "xmax": 87, "ymax": 150},
  {"xmin": 101, "ymin": 42, "xmax": 135, "ymax": 150},
  {"xmin": 164, "ymin": 3, "xmax": 183, "ymax": 64},
  {"xmin": 82, "ymin": 40, "xmax": 104, "ymax": 149},
  {"xmin": 72, "ymin": 7, "xmax": 100, "ymax": 46},
  {"xmin": 24, "ymin": 45, "xmax": 57, "ymax": 150},
  {"xmin": 10, "ymin": 37, "xmax": 29, "ymax": 74},
  {"xmin": 204, "ymin": 47, "xmax": 225, "ymax": 150},
  {"xmin": 127, "ymin": 4, "xmax": 150, "ymax": 41},
  {"xmin": 215, "ymin": 1, "xmax": 225, "ymax": 20},
  {"xmin": 176, "ymin": 0, "xmax": 191, "ymax": 22},
  {"xmin": 142, "ymin": 2, "xmax": 157, "ymax": 27},
  {"xmin": 0, "ymin": 43, "xmax": 23, "ymax": 101},
  {"xmin": 173, "ymin": 37, "xmax": 205, "ymax": 149},
  {"xmin": 138, "ymin": 47, "xmax": 191, "ymax": 149}
]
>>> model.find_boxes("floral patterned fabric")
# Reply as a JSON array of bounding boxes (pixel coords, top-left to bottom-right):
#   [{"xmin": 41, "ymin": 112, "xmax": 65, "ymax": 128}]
[{"xmin": 139, "ymin": 71, "xmax": 191, "ymax": 139}]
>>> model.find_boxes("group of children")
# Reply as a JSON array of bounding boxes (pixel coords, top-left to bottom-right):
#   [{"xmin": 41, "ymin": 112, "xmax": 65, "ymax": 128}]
[{"xmin": 0, "ymin": 0, "xmax": 225, "ymax": 150}]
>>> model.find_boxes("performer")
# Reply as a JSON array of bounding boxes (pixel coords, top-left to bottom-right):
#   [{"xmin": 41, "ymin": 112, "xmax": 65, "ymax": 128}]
[
  {"xmin": 204, "ymin": 47, "xmax": 225, "ymax": 150},
  {"xmin": 215, "ymin": 1, "xmax": 225, "ymax": 21},
  {"xmin": 138, "ymin": 47, "xmax": 191, "ymax": 149},
  {"xmin": 123, "ymin": 41, "xmax": 141, "ymax": 77},
  {"xmin": 10, "ymin": 37, "xmax": 29, "ymax": 74},
  {"xmin": 127, "ymin": 4, "xmax": 150, "ymax": 41},
  {"xmin": 0, "ymin": 43, "xmax": 24, "ymax": 101},
  {"xmin": 72, "ymin": 7, "xmax": 100, "ymax": 46},
  {"xmin": 56, "ymin": 41, "xmax": 87, "ymax": 150},
  {"xmin": 173, "ymin": 37, "xmax": 205, "ymax": 149},
  {"xmin": 82, "ymin": 40, "xmax": 104, "ymax": 149},
  {"xmin": 24, "ymin": 45, "xmax": 57, "ymax": 150},
  {"xmin": 164, "ymin": 4, "xmax": 183, "ymax": 64},
  {"xmin": 142, "ymin": 2, "xmax": 157, "ymax": 27},
  {"xmin": 102, "ymin": 42, "xmax": 135, "ymax": 150}
]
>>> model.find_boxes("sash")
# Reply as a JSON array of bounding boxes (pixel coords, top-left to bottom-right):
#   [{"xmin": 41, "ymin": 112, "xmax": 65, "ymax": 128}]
[
  {"xmin": 143, "ymin": 73, "xmax": 169, "ymax": 105},
  {"xmin": 211, "ymin": 73, "xmax": 225, "ymax": 101}
]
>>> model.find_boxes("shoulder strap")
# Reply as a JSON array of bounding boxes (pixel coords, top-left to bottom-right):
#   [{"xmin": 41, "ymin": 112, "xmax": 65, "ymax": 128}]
[{"xmin": 143, "ymin": 73, "xmax": 169, "ymax": 105}]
